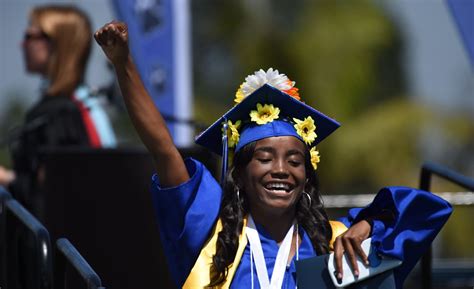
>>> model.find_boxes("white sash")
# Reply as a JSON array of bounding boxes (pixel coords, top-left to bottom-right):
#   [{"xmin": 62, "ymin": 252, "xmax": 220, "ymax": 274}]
[{"xmin": 246, "ymin": 215, "xmax": 296, "ymax": 289}]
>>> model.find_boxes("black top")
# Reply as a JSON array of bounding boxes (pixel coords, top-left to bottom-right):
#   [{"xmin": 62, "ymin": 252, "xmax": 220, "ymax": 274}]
[{"xmin": 8, "ymin": 95, "xmax": 90, "ymax": 214}]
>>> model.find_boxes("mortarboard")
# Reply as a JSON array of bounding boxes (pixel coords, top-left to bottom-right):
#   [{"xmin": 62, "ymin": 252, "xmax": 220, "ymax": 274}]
[{"xmin": 194, "ymin": 68, "xmax": 341, "ymax": 181}]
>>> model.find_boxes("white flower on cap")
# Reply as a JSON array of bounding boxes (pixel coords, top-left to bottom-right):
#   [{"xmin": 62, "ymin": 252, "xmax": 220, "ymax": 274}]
[{"xmin": 234, "ymin": 68, "xmax": 299, "ymax": 104}]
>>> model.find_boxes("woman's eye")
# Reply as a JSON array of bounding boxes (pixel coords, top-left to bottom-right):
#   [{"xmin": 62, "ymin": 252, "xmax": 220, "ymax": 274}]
[
  {"xmin": 289, "ymin": 161, "xmax": 301, "ymax": 166},
  {"xmin": 289, "ymin": 159, "xmax": 302, "ymax": 166},
  {"xmin": 257, "ymin": 158, "xmax": 272, "ymax": 163}
]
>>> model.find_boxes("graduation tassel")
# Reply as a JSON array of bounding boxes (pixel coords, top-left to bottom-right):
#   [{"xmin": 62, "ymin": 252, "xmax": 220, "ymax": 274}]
[{"xmin": 221, "ymin": 121, "xmax": 229, "ymax": 186}]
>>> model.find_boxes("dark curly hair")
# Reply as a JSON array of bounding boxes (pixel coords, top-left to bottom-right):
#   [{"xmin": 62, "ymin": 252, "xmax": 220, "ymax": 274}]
[{"xmin": 208, "ymin": 141, "xmax": 332, "ymax": 287}]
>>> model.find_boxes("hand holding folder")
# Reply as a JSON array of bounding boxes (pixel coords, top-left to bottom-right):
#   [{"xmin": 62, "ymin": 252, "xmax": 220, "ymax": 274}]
[{"xmin": 296, "ymin": 238, "xmax": 401, "ymax": 289}]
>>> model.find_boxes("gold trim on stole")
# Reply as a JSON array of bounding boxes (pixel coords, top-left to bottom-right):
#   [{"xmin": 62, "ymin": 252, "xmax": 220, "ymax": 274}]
[
  {"xmin": 183, "ymin": 217, "xmax": 248, "ymax": 289},
  {"xmin": 183, "ymin": 218, "xmax": 347, "ymax": 288},
  {"xmin": 329, "ymin": 220, "xmax": 348, "ymax": 251}
]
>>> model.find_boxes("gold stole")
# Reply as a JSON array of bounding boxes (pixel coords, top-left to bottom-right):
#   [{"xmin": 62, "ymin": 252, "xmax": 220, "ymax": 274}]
[{"xmin": 183, "ymin": 217, "xmax": 347, "ymax": 289}]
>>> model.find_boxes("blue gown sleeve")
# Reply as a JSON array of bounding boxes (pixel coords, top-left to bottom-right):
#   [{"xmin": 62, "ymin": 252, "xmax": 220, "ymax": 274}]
[
  {"xmin": 150, "ymin": 158, "xmax": 222, "ymax": 287},
  {"xmin": 339, "ymin": 186, "xmax": 452, "ymax": 289}
]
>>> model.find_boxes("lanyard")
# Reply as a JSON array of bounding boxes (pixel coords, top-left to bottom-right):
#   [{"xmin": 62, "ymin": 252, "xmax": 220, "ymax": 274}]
[{"xmin": 246, "ymin": 215, "xmax": 296, "ymax": 289}]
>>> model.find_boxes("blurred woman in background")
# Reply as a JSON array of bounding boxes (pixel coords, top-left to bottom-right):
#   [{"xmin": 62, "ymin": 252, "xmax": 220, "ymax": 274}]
[{"xmin": 0, "ymin": 5, "xmax": 116, "ymax": 217}]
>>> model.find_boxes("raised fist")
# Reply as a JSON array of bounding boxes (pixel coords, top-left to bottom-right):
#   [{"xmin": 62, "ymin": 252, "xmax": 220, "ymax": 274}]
[{"xmin": 94, "ymin": 21, "xmax": 129, "ymax": 65}]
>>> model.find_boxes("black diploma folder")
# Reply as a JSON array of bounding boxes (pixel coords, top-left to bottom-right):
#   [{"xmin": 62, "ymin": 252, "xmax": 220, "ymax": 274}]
[{"xmin": 296, "ymin": 254, "xmax": 397, "ymax": 289}]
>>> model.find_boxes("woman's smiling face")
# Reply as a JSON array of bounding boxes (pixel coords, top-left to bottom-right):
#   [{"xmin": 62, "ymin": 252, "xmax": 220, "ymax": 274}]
[{"xmin": 240, "ymin": 136, "xmax": 307, "ymax": 216}]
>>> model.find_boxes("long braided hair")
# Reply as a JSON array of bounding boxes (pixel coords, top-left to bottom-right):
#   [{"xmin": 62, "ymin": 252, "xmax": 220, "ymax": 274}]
[{"xmin": 208, "ymin": 141, "xmax": 332, "ymax": 287}]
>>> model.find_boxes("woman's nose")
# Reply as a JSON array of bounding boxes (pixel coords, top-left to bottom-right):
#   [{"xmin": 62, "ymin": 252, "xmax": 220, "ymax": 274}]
[{"xmin": 271, "ymin": 159, "xmax": 289, "ymax": 178}]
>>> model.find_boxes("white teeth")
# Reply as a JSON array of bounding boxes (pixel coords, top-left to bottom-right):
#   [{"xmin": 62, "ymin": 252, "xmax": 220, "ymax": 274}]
[{"xmin": 266, "ymin": 183, "xmax": 291, "ymax": 191}]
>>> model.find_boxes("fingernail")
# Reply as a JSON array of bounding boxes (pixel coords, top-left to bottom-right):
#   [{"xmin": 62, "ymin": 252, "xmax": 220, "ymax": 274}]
[
  {"xmin": 365, "ymin": 260, "xmax": 370, "ymax": 266},
  {"xmin": 354, "ymin": 270, "xmax": 359, "ymax": 277},
  {"xmin": 337, "ymin": 273, "xmax": 342, "ymax": 282}
]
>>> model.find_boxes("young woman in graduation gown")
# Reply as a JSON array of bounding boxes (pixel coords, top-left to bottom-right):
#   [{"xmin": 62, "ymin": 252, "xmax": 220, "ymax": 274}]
[{"xmin": 95, "ymin": 22, "xmax": 452, "ymax": 289}]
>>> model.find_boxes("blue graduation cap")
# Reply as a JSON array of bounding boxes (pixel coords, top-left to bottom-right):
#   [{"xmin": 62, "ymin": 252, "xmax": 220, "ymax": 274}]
[{"xmin": 194, "ymin": 68, "xmax": 341, "ymax": 181}]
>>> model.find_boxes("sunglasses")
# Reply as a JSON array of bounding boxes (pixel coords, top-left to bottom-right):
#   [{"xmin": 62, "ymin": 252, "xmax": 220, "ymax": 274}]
[{"xmin": 24, "ymin": 31, "xmax": 50, "ymax": 41}]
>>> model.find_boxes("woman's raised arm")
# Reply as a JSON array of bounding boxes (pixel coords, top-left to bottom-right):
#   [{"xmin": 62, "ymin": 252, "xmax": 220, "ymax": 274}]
[{"xmin": 94, "ymin": 22, "xmax": 189, "ymax": 187}]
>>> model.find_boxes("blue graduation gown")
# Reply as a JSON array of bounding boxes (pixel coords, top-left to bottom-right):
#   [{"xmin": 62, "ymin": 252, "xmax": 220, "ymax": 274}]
[{"xmin": 151, "ymin": 158, "xmax": 452, "ymax": 288}]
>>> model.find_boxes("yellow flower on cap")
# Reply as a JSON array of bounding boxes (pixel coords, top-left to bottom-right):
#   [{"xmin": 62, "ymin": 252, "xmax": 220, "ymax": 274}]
[
  {"xmin": 234, "ymin": 84, "xmax": 245, "ymax": 104},
  {"xmin": 250, "ymin": 103, "xmax": 280, "ymax": 125},
  {"xmin": 227, "ymin": 120, "xmax": 241, "ymax": 148},
  {"xmin": 293, "ymin": 116, "xmax": 317, "ymax": 145},
  {"xmin": 310, "ymin": 147, "xmax": 320, "ymax": 170}
]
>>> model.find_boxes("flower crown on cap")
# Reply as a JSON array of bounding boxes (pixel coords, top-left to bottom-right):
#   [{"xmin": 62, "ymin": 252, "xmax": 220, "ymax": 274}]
[
  {"xmin": 226, "ymin": 68, "xmax": 321, "ymax": 170},
  {"xmin": 234, "ymin": 68, "xmax": 300, "ymax": 104}
]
